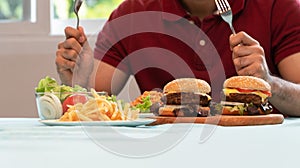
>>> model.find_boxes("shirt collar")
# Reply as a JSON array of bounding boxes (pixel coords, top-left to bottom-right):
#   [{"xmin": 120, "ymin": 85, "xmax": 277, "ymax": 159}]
[{"xmin": 161, "ymin": 0, "xmax": 245, "ymax": 21}]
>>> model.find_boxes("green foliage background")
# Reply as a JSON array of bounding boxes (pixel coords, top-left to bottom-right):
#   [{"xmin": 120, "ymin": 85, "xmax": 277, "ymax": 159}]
[
  {"xmin": 0, "ymin": 0, "xmax": 22, "ymax": 20},
  {"xmin": 54, "ymin": 0, "xmax": 124, "ymax": 19},
  {"xmin": 0, "ymin": 0, "xmax": 123, "ymax": 20}
]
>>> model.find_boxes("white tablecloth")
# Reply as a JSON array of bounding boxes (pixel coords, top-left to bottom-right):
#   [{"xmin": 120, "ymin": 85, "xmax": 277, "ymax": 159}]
[{"xmin": 0, "ymin": 118, "xmax": 300, "ymax": 168}]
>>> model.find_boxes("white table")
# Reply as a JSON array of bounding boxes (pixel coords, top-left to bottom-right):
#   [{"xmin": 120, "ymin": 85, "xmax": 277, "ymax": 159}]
[{"xmin": 0, "ymin": 118, "xmax": 300, "ymax": 168}]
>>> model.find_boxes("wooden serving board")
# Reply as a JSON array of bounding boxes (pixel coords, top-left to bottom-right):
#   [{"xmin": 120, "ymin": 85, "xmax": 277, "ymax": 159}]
[{"xmin": 148, "ymin": 114, "xmax": 284, "ymax": 126}]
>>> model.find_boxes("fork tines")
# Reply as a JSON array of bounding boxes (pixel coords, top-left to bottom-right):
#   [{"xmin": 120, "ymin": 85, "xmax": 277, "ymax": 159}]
[
  {"xmin": 215, "ymin": 0, "xmax": 236, "ymax": 34},
  {"xmin": 215, "ymin": 0, "xmax": 231, "ymax": 13}
]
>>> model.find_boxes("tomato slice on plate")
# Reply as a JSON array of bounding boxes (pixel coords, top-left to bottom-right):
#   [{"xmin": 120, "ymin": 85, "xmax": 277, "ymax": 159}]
[{"xmin": 62, "ymin": 94, "xmax": 88, "ymax": 113}]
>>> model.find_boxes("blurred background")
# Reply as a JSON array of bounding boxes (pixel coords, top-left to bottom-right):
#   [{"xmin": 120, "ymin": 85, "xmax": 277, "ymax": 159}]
[
  {"xmin": 0, "ymin": 0, "xmax": 140, "ymax": 117},
  {"xmin": 0, "ymin": 0, "xmax": 122, "ymax": 20}
]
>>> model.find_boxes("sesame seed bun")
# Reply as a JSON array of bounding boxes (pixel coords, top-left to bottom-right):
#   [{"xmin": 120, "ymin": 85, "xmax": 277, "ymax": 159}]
[
  {"xmin": 163, "ymin": 78, "xmax": 211, "ymax": 94},
  {"xmin": 223, "ymin": 76, "xmax": 271, "ymax": 91}
]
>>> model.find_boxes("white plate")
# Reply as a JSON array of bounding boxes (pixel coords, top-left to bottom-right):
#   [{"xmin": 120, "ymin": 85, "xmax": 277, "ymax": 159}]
[{"xmin": 39, "ymin": 118, "xmax": 156, "ymax": 127}]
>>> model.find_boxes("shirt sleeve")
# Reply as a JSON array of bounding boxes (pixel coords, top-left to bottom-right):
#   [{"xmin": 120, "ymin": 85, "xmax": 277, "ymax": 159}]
[
  {"xmin": 272, "ymin": 0, "xmax": 300, "ymax": 65},
  {"xmin": 93, "ymin": 0, "xmax": 146, "ymax": 73},
  {"xmin": 94, "ymin": 10, "xmax": 129, "ymax": 73},
  {"xmin": 94, "ymin": 23, "xmax": 130, "ymax": 73}
]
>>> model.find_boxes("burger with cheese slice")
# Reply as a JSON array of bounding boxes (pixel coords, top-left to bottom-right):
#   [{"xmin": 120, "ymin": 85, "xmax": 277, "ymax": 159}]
[
  {"xmin": 158, "ymin": 78, "xmax": 211, "ymax": 117},
  {"xmin": 221, "ymin": 76, "xmax": 273, "ymax": 115}
]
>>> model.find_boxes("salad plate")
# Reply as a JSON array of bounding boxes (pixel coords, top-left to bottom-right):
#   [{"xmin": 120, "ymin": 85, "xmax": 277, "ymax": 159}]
[{"xmin": 39, "ymin": 118, "xmax": 156, "ymax": 127}]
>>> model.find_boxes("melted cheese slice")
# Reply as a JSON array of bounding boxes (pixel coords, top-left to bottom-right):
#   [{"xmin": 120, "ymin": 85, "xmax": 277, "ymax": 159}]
[
  {"xmin": 195, "ymin": 92, "xmax": 212, "ymax": 101},
  {"xmin": 223, "ymin": 88, "xmax": 268, "ymax": 102}
]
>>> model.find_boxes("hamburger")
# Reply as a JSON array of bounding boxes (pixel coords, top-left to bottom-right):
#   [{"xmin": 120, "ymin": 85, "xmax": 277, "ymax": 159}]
[
  {"xmin": 158, "ymin": 78, "xmax": 211, "ymax": 117},
  {"xmin": 221, "ymin": 76, "xmax": 273, "ymax": 115}
]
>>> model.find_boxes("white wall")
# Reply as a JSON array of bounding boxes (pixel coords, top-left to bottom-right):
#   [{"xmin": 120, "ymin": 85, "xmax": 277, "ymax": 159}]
[
  {"xmin": 0, "ymin": 0, "xmax": 141, "ymax": 118},
  {"xmin": 0, "ymin": 34, "xmax": 59, "ymax": 117},
  {"xmin": 0, "ymin": 33, "xmax": 140, "ymax": 118}
]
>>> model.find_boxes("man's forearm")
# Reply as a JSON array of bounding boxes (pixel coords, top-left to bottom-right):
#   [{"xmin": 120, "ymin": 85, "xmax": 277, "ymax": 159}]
[{"xmin": 268, "ymin": 76, "xmax": 300, "ymax": 116}]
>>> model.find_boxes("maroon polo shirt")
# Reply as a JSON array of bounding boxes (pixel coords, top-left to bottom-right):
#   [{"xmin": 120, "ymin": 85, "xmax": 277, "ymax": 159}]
[{"xmin": 94, "ymin": 0, "xmax": 300, "ymax": 114}]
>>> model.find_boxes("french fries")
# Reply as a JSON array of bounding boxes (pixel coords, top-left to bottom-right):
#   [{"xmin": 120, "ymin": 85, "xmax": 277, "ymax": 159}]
[{"xmin": 59, "ymin": 89, "xmax": 139, "ymax": 122}]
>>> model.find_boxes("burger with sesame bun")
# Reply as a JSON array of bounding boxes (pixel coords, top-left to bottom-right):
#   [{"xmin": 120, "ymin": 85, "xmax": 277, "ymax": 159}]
[
  {"xmin": 158, "ymin": 78, "xmax": 211, "ymax": 117},
  {"xmin": 221, "ymin": 76, "xmax": 273, "ymax": 115}
]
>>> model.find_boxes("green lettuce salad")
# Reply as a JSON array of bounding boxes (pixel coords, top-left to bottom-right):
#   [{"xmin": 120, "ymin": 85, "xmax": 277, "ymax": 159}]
[
  {"xmin": 35, "ymin": 76, "xmax": 87, "ymax": 102},
  {"xmin": 133, "ymin": 95, "xmax": 152, "ymax": 113}
]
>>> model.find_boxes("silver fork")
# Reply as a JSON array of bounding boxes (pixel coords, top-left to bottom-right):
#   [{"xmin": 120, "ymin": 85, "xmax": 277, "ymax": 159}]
[
  {"xmin": 215, "ymin": 0, "xmax": 236, "ymax": 34},
  {"xmin": 74, "ymin": 0, "xmax": 83, "ymax": 28}
]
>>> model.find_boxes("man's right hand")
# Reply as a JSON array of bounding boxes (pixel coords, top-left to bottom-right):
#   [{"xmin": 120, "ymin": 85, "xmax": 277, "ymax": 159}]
[{"xmin": 55, "ymin": 26, "xmax": 94, "ymax": 87}]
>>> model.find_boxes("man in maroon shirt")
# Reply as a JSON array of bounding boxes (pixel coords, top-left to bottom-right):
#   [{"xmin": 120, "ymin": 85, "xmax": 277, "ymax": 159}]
[{"xmin": 56, "ymin": 0, "xmax": 300, "ymax": 116}]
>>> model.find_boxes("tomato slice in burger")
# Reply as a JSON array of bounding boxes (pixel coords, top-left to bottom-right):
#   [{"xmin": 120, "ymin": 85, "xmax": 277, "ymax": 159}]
[
  {"xmin": 236, "ymin": 88, "xmax": 271, "ymax": 97},
  {"xmin": 261, "ymin": 90, "xmax": 272, "ymax": 97},
  {"xmin": 236, "ymin": 88, "xmax": 255, "ymax": 93}
]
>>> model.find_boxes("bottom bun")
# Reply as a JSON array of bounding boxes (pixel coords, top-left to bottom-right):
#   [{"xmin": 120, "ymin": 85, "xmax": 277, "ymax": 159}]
[
  {"xmin": 221, "ymin": 107, "xmax": 242, "ymax": 115},
  {"xmin": 222, "ymin": 106, "xmax": 265, "ymax": 115},
  {"xmin": 159, "ymin": 105, "xmax": 210, "ymax": 117},
  {"xmin": 158, "ymin": 106, "xmax": 177, "ymax": 117}
]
